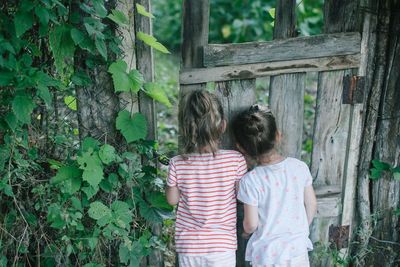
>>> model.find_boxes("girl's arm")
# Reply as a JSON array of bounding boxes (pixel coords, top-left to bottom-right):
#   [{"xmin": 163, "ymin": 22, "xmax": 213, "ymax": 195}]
[
  {"xmin": 166, "ymin": 186, "xmax": 180, "ymax": 205},
  {"xmin": 243, "ymin": 204, "xmax": 258, "ymax": 234},
  {"xmin": 304, "ymin": 185, "xmax": 317, "ymax": 225}
]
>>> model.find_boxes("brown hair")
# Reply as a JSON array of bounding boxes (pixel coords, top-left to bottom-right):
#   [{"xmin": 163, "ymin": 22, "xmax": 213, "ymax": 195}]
[
  {"xmin": 179, "ymin": 90, "xmax": 224, "ymax": 154},
  {"xmin": 232, "ymin": 104, "xmax": 278, "ymax": 159}
]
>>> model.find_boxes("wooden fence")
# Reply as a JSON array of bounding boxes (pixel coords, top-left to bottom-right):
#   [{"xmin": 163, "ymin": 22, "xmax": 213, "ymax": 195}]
[{"xmin": 179, "ymin": 0, "xmax": 366, "ymax": 266}]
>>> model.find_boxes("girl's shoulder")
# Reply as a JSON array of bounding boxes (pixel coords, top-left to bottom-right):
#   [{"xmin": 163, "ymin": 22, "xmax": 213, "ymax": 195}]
[{"xmin": 284, "ymin": 157, "xmax": 310, "ymax": 170}]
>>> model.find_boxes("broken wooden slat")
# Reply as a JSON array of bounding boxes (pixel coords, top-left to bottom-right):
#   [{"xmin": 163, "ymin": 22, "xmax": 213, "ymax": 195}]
[
  {"xmin": 204, "ymin": 32, "xmax": 361, "ymax": 67},
  {"xmin": 180, "ymin": 54, "xmax": 360, "ymax": 84}
]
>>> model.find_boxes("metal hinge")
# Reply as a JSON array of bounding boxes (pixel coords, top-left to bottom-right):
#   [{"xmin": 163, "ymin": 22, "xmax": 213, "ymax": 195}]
[
  {"xmin": 343, "ymin": 75, "xmax": 365, "ymax": 104},
  {"xmin": 329, "ymin": 224, "xmax": 350, "ymax": 249}
]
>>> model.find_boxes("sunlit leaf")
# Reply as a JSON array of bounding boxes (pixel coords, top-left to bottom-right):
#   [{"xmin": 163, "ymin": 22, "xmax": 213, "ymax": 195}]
[
  {"xmin": 136, "ymin": 32, "xmax": 170, "ymax": 54},
  {"xmin": 64, "ymin": 96, "xmax": 77, "ymax": 111},
  {"xmin": 136, "ymin": 4, "xmax": 154, "ymax": 18},
  {"xmin": 107, "ymin": 9, "xmax": 128, "ymax": 26},
  {"xmin": 143, "ymin": 82, "xmax": 171, "ymax": 108}
]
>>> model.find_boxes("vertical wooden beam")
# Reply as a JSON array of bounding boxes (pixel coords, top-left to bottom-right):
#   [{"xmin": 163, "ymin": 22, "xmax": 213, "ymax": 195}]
[
  {"xmin": 180, "ymin": 0, "xmax": 209, "ymax": 93},
  {"xmin": 135, "ymin": 0, "xmax": 156, "ymax": 140},
  {"xmin": 269, "ymin": 0, "xmax": 305, "ymax": 158},
  {"xmin": 134, "ymin": 1, "xmax": 162, "ymax": 266},
  {"xmin": 309, "ymin": 1, "xmax": 360, "ymax": 266}
]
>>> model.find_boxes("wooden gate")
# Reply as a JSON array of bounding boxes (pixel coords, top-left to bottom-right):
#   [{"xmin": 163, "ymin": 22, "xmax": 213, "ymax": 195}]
[{"xmin": 179, "ymin": 0, "xmax": 366, "ymax": 266}]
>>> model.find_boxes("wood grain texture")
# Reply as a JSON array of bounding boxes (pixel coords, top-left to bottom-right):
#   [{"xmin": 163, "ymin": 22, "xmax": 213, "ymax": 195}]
[
  {"xmin": 310, "ymin": 70, "xmax": 351, "ymax": 186},
  {"xmin": 204, "ymin": 32, "xmax": 361, "ymax": 67},
  {"xmin": 134, "ymin": 1, "xmax": 161, "ymax": 266},
  {"xmin": 214, "ymin": 79, "xmax": 256, "ymax": 267},
  {"xmin": 135, "ymin": 0, "xmax": 156, "ymax": 141},
  {"xmin": 180, "ymin": 54, "xmax": 360, "ymax": 84},
  {"xmin": 269, "ymin": 0, "xmax": 304, "ymax": 159},
  {"xmin": 269, "ymin": 73, "xmax": 305, "ymax": 158}
]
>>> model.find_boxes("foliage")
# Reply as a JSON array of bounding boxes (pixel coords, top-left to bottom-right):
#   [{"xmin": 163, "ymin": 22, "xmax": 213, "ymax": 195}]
[
  {"xmin": 0, "ymin": 0, "xmax": 172, "ymax": 265},
  {"xmin": 369, "ymin": 160, "xmax": 400, "ymax": 216},
  {"xmin": 153, "ymin": 0, "xmax": 324, "ymax": 51}
]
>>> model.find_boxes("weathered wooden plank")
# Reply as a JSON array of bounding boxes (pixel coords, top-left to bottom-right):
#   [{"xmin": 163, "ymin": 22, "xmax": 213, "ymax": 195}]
[
  {"xmin": 204, "ymin": 32, "xmax": 361, "ymax": 67},
  {"xmin": 269, "ymin": 0, "xmax": 304, "ymax": 159},
  {"xmin": 180, "ymin": 54, "xmax": 360, "ymax": 84},
  {"xmin": 340, "ymin": 6, "xmax": 371, "ymax": 238},
  {"xmin": 134, "ymin": 1, "xmax": 161, "ymax": 266},
  {"xmin": 215, "ymin": 79, "xmax": 257, "ymax": 267},
  {"xmin": 180, "ymin": 0, "xmax": 209, "ymax": 93},
  {"xmin": 315, "ymin": 184, "xmax": 341, "ymax": 198},
  {"xmin": 269, "ymin": 73, "xmax": 305, "ymax": 158},
  {"xmin": 310, "ymin": 1, "xmax": 360, "ymax": 266},
  {"xmin": 215, "ymin": 79, "xmax": 257, "ymax": 149},
  {"xmin": 135, "ymin": 0, "xmax": 156, "ymax": 140},
  {"xmin": 316, "ymin": 196, "xmax": 341, "ymax": 218},
  {"xmin": 310, "ymin": 70, "xmax": 352, "ymax": 186}
]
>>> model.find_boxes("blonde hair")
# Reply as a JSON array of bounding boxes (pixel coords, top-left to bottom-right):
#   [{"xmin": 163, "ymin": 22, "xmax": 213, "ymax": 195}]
[{"xmin": 179, "ymin": 90, "xmax": 224, "ymax": 154}]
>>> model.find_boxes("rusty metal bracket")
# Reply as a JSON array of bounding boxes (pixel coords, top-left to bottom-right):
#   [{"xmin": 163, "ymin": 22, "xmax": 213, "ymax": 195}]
[
  {"xmin": 329, "ymin": 225, "xmax": 350, "ymax": 249},
  {"xmin": 343, "ymin": 75, "xmax": 365, "ymax": 104}
]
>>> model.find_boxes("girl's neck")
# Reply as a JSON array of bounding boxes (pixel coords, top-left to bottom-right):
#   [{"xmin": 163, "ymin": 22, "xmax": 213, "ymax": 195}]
[
  {"xmin": 197, "ymin": 145, "xmax": 215, "ymax": 154},
  {"xmin": 257, "ymin": 150, "xmax": 285, "ymax": 165}
]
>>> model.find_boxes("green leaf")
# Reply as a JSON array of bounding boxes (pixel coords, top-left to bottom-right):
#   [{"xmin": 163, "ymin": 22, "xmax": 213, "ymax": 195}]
[
  {"xmin": 372, "ymin": 160, "xmax": 391, "ymax": 171},
  {"xmin": 93, "ymin": 0, "xmax": 108, "ymax": 18},
  {"xmin": 108, "ymin": 60, "xmax": 144, "ymax": 93},
  {"xmin": 119, "ymin": 244, "xmax": 130, "ymax": 264},
  {"xmin": 72, "ymin": 71, "xmax": 91, "ymax": 86},
  {"xmin": 139, "ymin": 201, "xmax": 162, "ymax": 223},
  {"xmin": 5, "ymin": 112, "xmax": 17, "ymax": 131},
  {"xmin": 77, "ymin": 150, "xmax": 104, "ymax": 187},
  {"xmin": 136, "ymin": 4, "xmax": 155, "ymax": 18},
  {"xmin": 108, "ymin": 60, "xmax": 130, "ymax": 92},
  {"xmin": 111, "ymin": 200, "xmax": 132, "ymax": 228},
  {"xmin": 99, "ymin": 144, "xmax": 117, "ymax": 165},
  {"xmin": 268, "ymin": 8, "xmax": 276, "ymax": 19},
  {"xmin": 14, "ymin": 10, "xmax": 34, "ymax": 37},
  {"xmin": 107, "ymin": 9, "xmax": 128, "ymax": 26},
  {"xmin": 95, "ymin": 36, "xmax": 107, "ymax": 60},
  {"xmin": 116, "ymin": 111, "xmax": 147, "ymax": 143},
  {"xmin": 128, "ymin": 70, "xmax": 144, "ymax": 93},
  {"xmin": 51, "ymin": 165, "xmax": 81, "ymax": 184},
  {"xmin": 37, "ymin": 85, "xmax": 52, "ymax": 106},
  {"xmin": 0, "ymin": 71, "xmax": 14, "ymax": 86},
  {"xmin": 12, "ymin": 95, "xmax": 36, "ymax": 124},
  {"xmin": 82, "ymin": 137, "xmax": 100, "ymax": 151},
  {"xmin": 81, "ymin": 185, "xmax": 99, "ymax": 199},
  {"xmin": 35, "ymin": 6, "xmax": 49, "ymax": 25},
  {"xmin": 88, "ymin": 201, "xmax": 112, "ymax": 221},
  {"xmin": 370, "ymin": 168, "xmax": 382, "ymax": 180},
  {"xmin": 49, "ymin": 24, "xmax": 76, "ymax": 74},
  {"xmin": 143, "ymin": 82, "xmax": 171, "ymax": 107},
  {"xmin": 136, "ymin": 32, "xmax": 170, "ymax": 54},
  {"xmin": 148, "ymin": 191, "xmax": 173, "ymax": 211},
  {"xmin": 64, "ymin": 96, "xmax": 77, "ymax": 111},
  {"xmin": 70, "ymin": 28, "xmax": 85, "ymax": 45}
]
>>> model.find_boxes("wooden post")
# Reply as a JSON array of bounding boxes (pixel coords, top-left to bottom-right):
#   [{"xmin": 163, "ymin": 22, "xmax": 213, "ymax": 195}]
[
  {"xmin": 134, "ymin": 1, "xmax": 162, "ymax": 266},
  {"xmin": 269, "ymin": 0, "xmax": 305, "ymax": 158},
  {"xmin": 180, "ymin": 0, "xmax": 209, "ymax": 93},
  {"xmin": 309, "ymin": 1, "xmax": 360, "ymax": 266}
]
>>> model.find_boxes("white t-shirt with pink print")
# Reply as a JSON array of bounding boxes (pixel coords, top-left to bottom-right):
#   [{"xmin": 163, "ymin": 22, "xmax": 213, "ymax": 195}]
[{"xmin": 237, "ymin": 157, "xmax": 313, "ymax": 265}]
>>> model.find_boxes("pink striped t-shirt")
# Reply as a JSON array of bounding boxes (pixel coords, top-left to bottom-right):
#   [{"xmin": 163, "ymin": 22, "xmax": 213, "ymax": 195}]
[{"xmin": 167, "ymin": 150, "xmax": 247, "ymax": 255}]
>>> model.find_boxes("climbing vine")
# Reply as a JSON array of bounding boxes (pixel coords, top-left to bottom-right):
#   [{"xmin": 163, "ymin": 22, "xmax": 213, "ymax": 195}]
[{"xmin": 0, "ymin": 0, "xmax": 172, "ymax": 266}]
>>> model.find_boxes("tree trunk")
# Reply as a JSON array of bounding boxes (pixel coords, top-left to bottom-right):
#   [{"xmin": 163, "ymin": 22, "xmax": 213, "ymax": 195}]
[{"xmin": 362, "ymin": 0, "xmax": 400, "ymax": 265}]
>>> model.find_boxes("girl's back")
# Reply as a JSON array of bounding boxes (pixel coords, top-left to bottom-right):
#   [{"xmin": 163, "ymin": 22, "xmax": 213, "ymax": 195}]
[
  {"xmin": 238, "ymin": 157, "xmax": 313, "ymax": 263},
  {"xmin": 168, "ymin": 149, "xmax": 247, "ymax": 254}
]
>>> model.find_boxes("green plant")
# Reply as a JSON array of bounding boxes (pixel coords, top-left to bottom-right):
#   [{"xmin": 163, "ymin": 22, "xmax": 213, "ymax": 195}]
[{"xmin": 0, "ymin": 0, "xmax": 172, "ymax": 266}]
